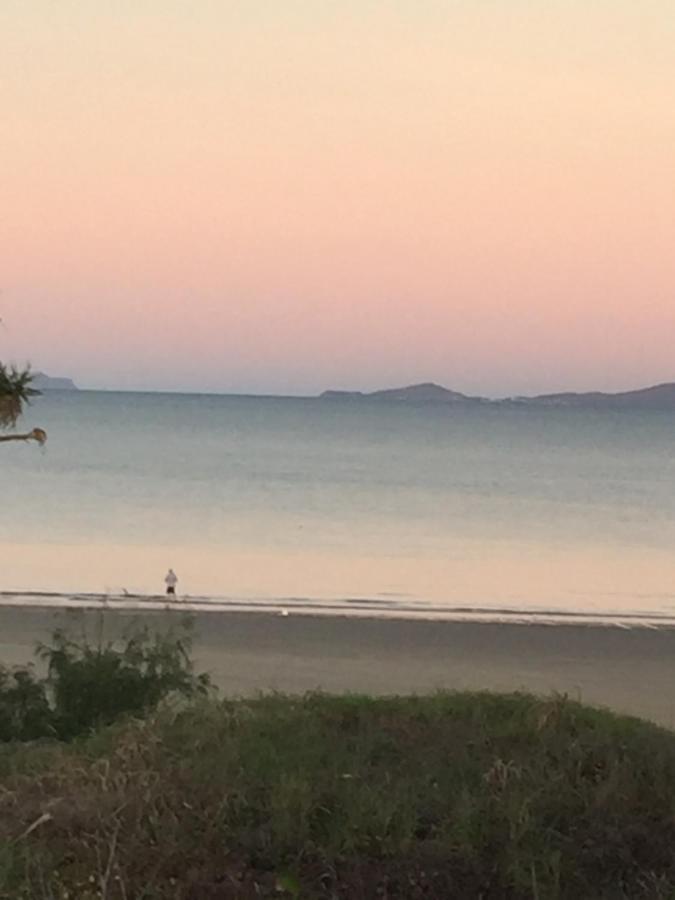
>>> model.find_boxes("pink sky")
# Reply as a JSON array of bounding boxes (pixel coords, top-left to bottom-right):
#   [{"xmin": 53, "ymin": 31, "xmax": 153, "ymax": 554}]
[{"xmin": 1, "ymin": 1, "xmax": 674, "ymax": 395}]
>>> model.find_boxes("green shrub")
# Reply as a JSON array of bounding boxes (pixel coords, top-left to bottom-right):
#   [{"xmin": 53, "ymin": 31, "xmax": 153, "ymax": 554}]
[
  {"xmin": 0, "ymin": 616, "xmax": 211, "ymax": 743},
  {"xmin": 38, "ymin": 619, "xmax": 211, "ymax": 740},
  {"xmin": 0, "ymin": 665, "xmax": 52, "ymax": 742}
]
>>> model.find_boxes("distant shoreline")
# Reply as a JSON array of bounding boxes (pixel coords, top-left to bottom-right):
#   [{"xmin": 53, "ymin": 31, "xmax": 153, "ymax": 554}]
[
  {"xmin": 36, "ymin": 380, "xmax": 675, "ymax": 409},
  {"xmin": 319, "ymin": 380, "xmax": 675, "ymax": 410}
]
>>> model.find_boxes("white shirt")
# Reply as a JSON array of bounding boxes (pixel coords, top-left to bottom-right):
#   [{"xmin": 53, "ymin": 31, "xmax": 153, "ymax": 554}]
[{"xmin": 165, "ymin": 570, "xmax": 178, "ymax": 587}]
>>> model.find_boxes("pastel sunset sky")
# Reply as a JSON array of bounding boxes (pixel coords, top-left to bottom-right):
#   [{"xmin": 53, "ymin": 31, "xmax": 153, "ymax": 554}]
[{"xmin": 2, "ymin": 1, "xmax": 673, "ymax": 395}]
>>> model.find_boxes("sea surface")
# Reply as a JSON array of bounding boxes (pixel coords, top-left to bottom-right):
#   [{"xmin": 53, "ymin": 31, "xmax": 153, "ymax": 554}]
[{"xmin": 1, "ymin": 390, "xmax": 675, "ymax": 624}]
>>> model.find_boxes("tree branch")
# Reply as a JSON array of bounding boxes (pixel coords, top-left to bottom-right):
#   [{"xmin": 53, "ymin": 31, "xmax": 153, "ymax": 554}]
[{"xmin": 0, "ymin": 428, "xmax": 47, "ymax": 445}]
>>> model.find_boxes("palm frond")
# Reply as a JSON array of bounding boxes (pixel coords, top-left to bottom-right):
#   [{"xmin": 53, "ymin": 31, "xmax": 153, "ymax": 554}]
[{"xmin": 0, "ymin": 363, "xmax": 41, "ymax": 429}]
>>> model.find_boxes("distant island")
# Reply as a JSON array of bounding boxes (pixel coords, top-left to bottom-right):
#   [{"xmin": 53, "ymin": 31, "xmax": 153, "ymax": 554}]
[
  {"xmin": 320, "ymin": 383, "xmax": 485, "ymax": 405},
  {"xmin": 32, "ymin": 372, "xmax": 78, "ymax": 391},
  {"xmin": 320, "ymin": 381, "xmax": 675, "ymax": 410}
]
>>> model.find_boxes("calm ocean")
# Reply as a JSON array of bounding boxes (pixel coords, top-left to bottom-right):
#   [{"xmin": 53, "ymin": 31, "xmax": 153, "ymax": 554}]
[{"xmin": 1, "ymin": 390, "xmax": 675, "ymax": 623}]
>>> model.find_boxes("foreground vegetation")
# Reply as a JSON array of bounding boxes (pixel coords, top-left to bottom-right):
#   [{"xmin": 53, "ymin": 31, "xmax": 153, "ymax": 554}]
[
  {"xmin": 0, "ymin": 617, "xmax": 209, "ymax": 742},
  {"xmin": 2, "ymin": 682, "xmax": 675, "ymax": 898}
]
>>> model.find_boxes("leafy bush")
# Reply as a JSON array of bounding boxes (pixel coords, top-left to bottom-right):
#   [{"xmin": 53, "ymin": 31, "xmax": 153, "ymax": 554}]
[
  {"xmin": 0, "ymin": 617, "xmax": 211, "ymax": 742},
  {"xmin": 39, "ymin": 619, "xmax": 211, "ymax": 739},
  {"xmin": 0, "ymin": 665, "xmax": 52, "ymax": 742}
]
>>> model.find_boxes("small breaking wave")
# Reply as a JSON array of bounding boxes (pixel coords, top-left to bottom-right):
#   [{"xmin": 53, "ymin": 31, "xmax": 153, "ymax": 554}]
[{"xmin": 1, "ymin": 591, "xmax": 675, "ymax": 629}]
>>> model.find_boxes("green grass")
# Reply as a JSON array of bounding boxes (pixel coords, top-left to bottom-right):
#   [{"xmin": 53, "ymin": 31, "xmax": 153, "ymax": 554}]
[{"xmin": 1, "ymin": 691, "xmax": 675, "ymax": 898}]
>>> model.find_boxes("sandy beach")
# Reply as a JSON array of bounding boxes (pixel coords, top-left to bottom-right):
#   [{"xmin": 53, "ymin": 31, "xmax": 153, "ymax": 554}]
[{"xmin": 2, "ymin": 606, "xmax": 675, "ymax": 727}]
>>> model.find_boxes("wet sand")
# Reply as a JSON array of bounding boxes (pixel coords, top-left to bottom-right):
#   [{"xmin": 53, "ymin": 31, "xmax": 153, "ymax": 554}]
[{"xmin": 2, "ymin": 606, "xmax": 675, "ymax": 727}]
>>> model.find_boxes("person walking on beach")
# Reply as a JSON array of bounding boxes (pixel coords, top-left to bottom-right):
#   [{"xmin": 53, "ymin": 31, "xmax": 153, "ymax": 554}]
[{"xmin": 165, "ymin": 568, "xmax": 178, "ymax": 597}]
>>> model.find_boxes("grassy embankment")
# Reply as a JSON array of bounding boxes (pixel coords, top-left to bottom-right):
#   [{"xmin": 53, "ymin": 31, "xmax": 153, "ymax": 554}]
[
  {"xmin": 2, "ymin": 616, "xmax": 675, "ymax": 897},
  {"xmin": 3, "ymin": 688, "xmax": 675, "ymax": 898}
]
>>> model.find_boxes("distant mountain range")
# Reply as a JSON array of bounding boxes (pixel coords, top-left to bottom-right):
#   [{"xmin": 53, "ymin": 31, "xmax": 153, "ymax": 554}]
[
  {"xmin": 320, "ymin": 381, "xmax": 675, "ymax": 410},
  {"xmin": 32, "ymin": 372, "xmax": 78, "ymax": 391},
  {"xmin": 22, "ymin": 374, "xmax": 675, "ymax": 407}
]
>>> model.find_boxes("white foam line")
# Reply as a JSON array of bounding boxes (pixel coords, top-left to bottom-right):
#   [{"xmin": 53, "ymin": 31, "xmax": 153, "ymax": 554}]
[{"xmin": 2, "ymin": 593, "xmax": 675, "ymax": 629}]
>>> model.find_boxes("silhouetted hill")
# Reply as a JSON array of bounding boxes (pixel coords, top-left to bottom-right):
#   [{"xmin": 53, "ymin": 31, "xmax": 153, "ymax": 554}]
[
  {"xmin": 320, "ymin": 383, "xmax": 483, "ymax": 404},
  {"xmin": 320, "ymin": 381, "xmax": 675, "ymax": 409},
  {"xmin": 520, "ymin": 383, "xmax": 675, "ymax": 409},
  {"xmin": 33, "ymin": 373, "xmax": 78, "ymax": 391}
]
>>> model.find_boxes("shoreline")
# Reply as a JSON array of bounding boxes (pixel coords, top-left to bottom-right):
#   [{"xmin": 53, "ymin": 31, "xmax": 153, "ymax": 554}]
[
  {"xmin": 2, "ymin": 606, "xmax": 675, "ymax": 727},
  {"xmin": 3, "ymin": 590, "xmax": 675, "ymax": 629}
]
